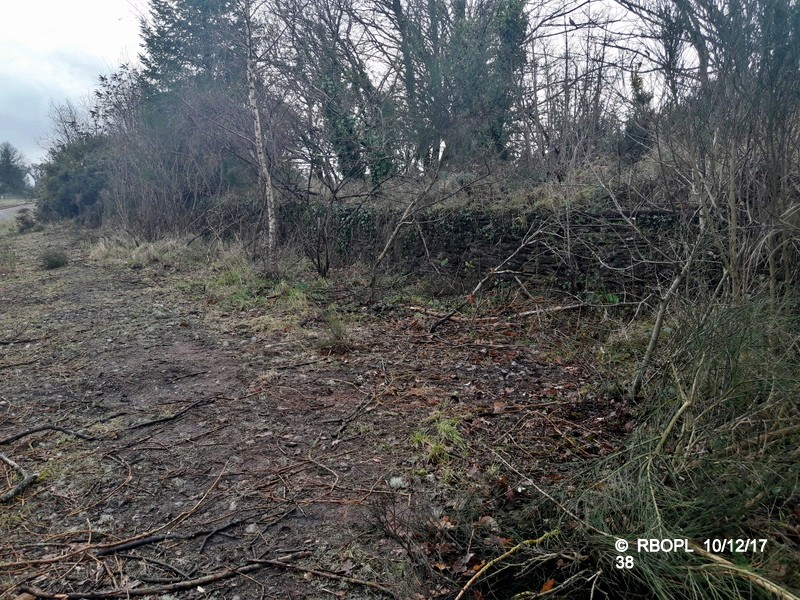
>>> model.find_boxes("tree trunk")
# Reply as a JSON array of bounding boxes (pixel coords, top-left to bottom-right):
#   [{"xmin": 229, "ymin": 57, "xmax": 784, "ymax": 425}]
[{"xmin": 245, "ymin": 10, "xmax": 277, "ymax": 274}]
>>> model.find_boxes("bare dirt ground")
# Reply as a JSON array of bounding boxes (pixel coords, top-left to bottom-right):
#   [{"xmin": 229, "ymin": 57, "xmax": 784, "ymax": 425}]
[{"xmin": 0, "ymin": 226, "xmax": 631, "ymax": 599}]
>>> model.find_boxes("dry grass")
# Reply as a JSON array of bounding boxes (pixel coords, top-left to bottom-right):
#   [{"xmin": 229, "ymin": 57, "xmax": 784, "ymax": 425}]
[{"xmin": 89, "ymin": 232, "xmax": 217, "ymax": 271}]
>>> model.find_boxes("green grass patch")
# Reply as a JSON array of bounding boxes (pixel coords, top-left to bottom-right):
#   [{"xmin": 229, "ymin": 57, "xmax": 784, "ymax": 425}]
[{"xmin": 411, "ymin": 410, "xmax": 466, "ymax": 465}]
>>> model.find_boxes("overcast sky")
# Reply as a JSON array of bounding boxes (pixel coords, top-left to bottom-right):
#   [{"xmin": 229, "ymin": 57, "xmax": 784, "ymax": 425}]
[{"xmin": 0, "ymin": 1, "xmax": 146, "ymax": 164}]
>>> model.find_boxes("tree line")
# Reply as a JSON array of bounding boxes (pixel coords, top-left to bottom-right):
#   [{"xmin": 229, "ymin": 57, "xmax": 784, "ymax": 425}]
[
  {"xmin": 34, "ymin": 0, "xmax": 799, "ymax": 298},
  {"xmin": 0, "ymin": 142, "xmax": 30, "ymax": 197}
]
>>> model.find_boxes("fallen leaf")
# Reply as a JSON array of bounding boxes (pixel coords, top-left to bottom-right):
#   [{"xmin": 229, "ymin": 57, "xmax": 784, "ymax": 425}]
[
  {"xmin": 438, "ymin": 515, "xmax": 457, "ymax": 529},
  {"xmin": 495, "ymin": 536, "xmax": 515, "ymax": 547},
  {"xmin": 469, "ymin": 561, "xmax": 486, "ymax": 572},
  {"xmin": 540, "ymin": 578, "xmax": 556, "ymax": 592},
  {"xmin": 340, "ymin": 559, "xmax": 355, "ymax": 573},
  {"xmin": 450, "ymin": 552, "xmax": 476, "ymax": 575},
  {"xmin": 477, "ymin": 515, "xmax": 500, "ymax": 532}
]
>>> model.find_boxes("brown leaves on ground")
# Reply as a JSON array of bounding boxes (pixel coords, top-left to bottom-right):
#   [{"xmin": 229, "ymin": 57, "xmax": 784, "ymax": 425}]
[{"xmin": 0, "ymin": 227, "xmax": 633, "ymax": 599}]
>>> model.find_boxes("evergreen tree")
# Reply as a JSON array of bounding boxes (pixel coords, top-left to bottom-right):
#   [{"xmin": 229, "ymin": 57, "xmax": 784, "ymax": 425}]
[
  {"xmin": 489, "ymin": 0, "xmax": 527, "ymax": 158},
  {"xmin": 139, "ymin": 0, "xmax": 243, "ymax": 93},
  {"xmin": 0, "ymin": 142, "xmax": 27, "ymax": 195},
  {"xmin": 37, "ymin": 136, "xmax": 106, "ymax": 224},
  {"xmin": 442, "ymin": 0, "xmax": 528, "ymax": 163},
  {"xmin": 620, "ymin": 70, "xmax": 655, "ymax": 161}
]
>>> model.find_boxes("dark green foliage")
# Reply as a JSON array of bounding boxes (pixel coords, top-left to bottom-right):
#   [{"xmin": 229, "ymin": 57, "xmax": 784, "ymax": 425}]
[
  {"xmin": 322, "ymin": 71, "xmax": 366, "ymax": 180},
  {"xmin": 139, "ymin": 0, "xmax": 243, "ymax": 94},
  {"xmin": 282, "ymin": 1, "xmax": 398, "ymax": 183},
  {"xmin": 0, "ymin": 142, "xmax": 28, "ymax": 195},
  {"xmin": 39, "ymin": 249, "xmax": 69, "ymax": 269},
  {"xmin": 488, "ymin": 0, "xmax": 527, "ymax": 158},
  {"xmin": 390, "ymin": 0, "xmax": 528, "ymax": 167},
  {"xmin": 620, "ymin": 71, "xmax": 654, "ymax": 161},
  {"xmin": 36, "ymin": 136, "xmax": 106, "ymax": 226}
]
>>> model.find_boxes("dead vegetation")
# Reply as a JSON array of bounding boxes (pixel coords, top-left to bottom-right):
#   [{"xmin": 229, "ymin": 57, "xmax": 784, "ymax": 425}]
[{"xmin": 1, "ymin": 224, "xmax": 797, "ymax": 599}]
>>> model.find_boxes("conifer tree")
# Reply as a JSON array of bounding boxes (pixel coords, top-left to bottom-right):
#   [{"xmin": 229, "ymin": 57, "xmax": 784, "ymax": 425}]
[
  {"xmin": 0, "ymin": 142, "xmax": 27, "ymax": 195},
  {"xmin": 139, "ymin": 0, "xmax": 243, "ymax": 93}
]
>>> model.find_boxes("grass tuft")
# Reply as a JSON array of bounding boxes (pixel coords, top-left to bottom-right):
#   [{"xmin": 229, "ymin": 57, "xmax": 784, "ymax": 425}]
[
  {"xmin": 15, "ymin": 208, "xmax": 38, "ymax": 233},
  {"xmin": 317, "ymin": 307, "xmax": 353, "ymax": 353},
  {"xmin": 39, "ymin": 249, "xmax": 69, "ymax": 270},
  {"xmin": 515, "ymin": 294, "xmax": 799, "ymax": 599}
]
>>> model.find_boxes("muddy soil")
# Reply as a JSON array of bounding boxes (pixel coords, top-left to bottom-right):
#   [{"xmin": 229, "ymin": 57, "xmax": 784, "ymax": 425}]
[{"xmin": 0, "ymin": 226, "xmax": 630, "ymax": 599}]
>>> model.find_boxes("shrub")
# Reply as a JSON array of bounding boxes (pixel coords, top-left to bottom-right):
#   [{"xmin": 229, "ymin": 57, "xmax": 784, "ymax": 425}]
[
  {"xmin": 15, "ymin": 208, "xmax": 36, "ymax": 233},
  {"xmin": 37, "ymin": 136, "xmax": 106, "ymax": 224},
  {"xmin": 317, "ymin": 307, "xmax": 353, "ymax": 354},
  {"xmin": 382, "ymin": 295, "xmax": 800, "ymax": 599},
  {"xmin": 40, "ymin": 249, "xmax": 69, "ymax": 269},
  {"xmin": 520, "ymin": 296, "xmax": 799, "ymax": 599}
]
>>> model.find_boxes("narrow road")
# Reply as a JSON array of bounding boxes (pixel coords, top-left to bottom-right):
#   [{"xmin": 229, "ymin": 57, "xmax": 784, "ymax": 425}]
[{"xmin": 0, "ymin": 202, "xmax": 33, "ymax": 222}]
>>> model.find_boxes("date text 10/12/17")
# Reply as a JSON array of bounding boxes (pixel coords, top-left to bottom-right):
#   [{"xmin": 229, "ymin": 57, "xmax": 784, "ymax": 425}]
[{"xmin": 615, "ymin": 538, "xmax": 768, "ymax": 554}]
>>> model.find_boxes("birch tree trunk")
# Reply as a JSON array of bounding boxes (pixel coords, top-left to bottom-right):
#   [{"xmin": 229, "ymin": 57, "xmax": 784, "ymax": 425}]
[{"xmin": 244, "ymin": 2, "xmax": 278, "ymax": 274}]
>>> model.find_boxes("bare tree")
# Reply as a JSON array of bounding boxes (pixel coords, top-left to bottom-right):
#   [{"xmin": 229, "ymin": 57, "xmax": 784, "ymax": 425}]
[{"xmin": 242, "ymin": 0, "xmax": 280, "ymax": 273}]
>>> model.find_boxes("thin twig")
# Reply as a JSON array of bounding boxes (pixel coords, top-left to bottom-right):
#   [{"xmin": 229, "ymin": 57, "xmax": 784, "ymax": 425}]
[
  {"xmin": 247, "ymin": 557, "xmax": 398, "ymax": 598},
  {"xmin": 0, "ymin": 358, "xmax": 40, "ymax": 370},
  {"xmin": 94, "ymin": 535, "xmax": 171, "ymax": 557},
  {"xmin": 0, "ymin": 337, "xmax": 47, "ymax": 345},
  {"xmin": 0, "ymin": 425, "xmax": 96, "ymax": 445},
  {"xmin": 506, "ymin": 303, "xmax": 586, "ymax": 319},
  {"xmin": 689, "ymin": 542, "xmax": 800, "ymax": 600},
  {"xmin": 335, "ymin": 392, "xmax": 378, "ymax": 438},
  {"xmin": 630, "ymin": 235, "xmax": 702, "ymax": 400},
  {"xmin": 117, "ymin": 553, "xmax": 192, "ymax": 580},
  {"xmin": 720, "ymin": 423, "xmax": 800, "ymax": 457},
  {"xmin": 167, "ymin": 370, "xmax": 208, "ymax": 383},
  {"xmin": 454, "ymin": 530, "xmax": 560, "ymax": 600},
  {"xmin": 430, "ymin": 220, "xmax": 547, "ymax": 332},
  {"xmin": 199, "ymin": 506, "xmax": 296, "ymax": 553},
  {"xmin": 510, "ymin": 569, "xmax": 592, "ymax": 598},
  {"xmin": 0, "ymin": 452, "xmax": 39, "ymax": 502},
  {"xmin": 486, "ymin": 445, "xmax": 611, "ymax": 538},
  {"xmin": 129, "ymin": 398, "xmax": 214, "ymax": 429},
  {"xmin": 18, "ymin": 552, "xmax": 310, "ymax": 599}
]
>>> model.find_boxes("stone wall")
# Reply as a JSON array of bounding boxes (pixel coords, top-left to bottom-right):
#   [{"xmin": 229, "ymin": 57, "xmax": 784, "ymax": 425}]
[{"xmin": 283, "ymin": 201, "xmax": 701, "ymax": 297}]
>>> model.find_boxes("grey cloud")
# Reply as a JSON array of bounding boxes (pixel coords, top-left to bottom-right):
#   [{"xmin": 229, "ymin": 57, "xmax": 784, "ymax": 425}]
[
  {"xmin": 0, "ymin": 77, "xmax": 51, "ymax": 162},
  {"xmin": 0, "ymin": 48, "xmax": 114, "ymax": 163}
]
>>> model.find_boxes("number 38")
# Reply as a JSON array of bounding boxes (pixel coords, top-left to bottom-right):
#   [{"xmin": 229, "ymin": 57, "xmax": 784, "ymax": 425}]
[{"xmin": 615, "ymin": 555, "xmax": 634, "ymax": 569}]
